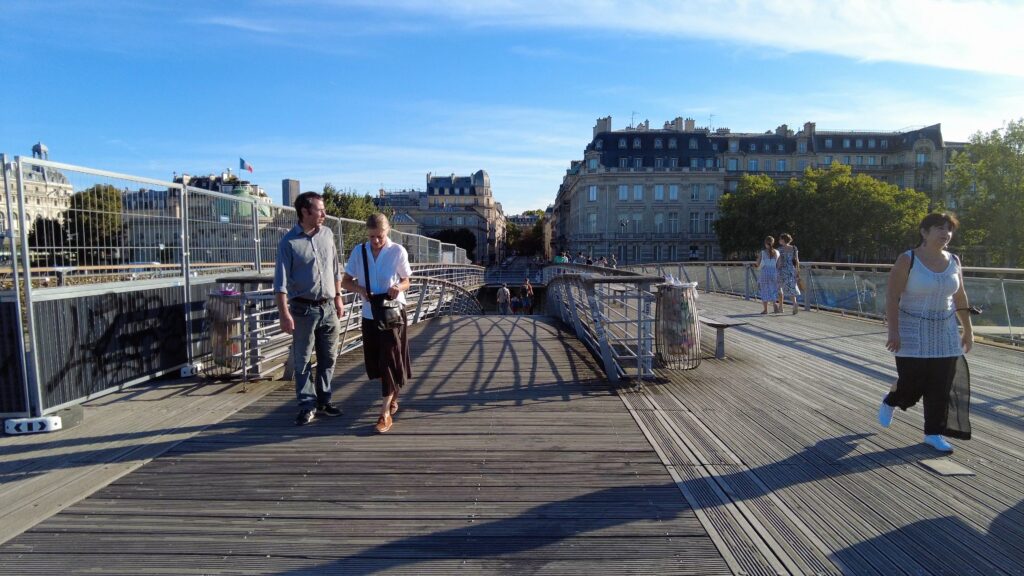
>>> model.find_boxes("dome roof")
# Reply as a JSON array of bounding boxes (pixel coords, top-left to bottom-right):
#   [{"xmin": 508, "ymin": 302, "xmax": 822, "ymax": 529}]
[{"xmin": 472, "ymin": 170, "xmax": 490, "ymax": 188}]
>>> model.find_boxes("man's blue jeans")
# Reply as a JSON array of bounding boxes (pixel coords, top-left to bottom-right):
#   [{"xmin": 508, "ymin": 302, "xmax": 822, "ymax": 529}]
[{"xmin": 289, "ymin": 300, "xmax": 340, "ymax": 409}]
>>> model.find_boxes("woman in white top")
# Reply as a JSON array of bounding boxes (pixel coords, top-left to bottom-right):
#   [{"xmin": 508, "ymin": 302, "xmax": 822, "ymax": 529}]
[
  {"xmin": 342, "ymin": 214, "xmax": 413, "ymax": 434},
  {"xmin": 880, "ymin": 212, "xmax": 975, "ymax": 453},
  {"xmin": 755, "ymin": 236, "xmax": 781, "ymax": 314}
]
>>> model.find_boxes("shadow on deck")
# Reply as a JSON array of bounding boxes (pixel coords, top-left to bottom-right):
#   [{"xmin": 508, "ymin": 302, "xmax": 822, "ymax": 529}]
[{"xmin": 1, "ymin": 298, "xmax": 1021, "ymax": 575}]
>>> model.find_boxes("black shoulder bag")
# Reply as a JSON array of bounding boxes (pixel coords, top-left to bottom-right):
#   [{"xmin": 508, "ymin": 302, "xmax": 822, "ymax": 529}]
[{"xmin": 362, "ymin": 242, "xmax": 405, "ymax": 330}]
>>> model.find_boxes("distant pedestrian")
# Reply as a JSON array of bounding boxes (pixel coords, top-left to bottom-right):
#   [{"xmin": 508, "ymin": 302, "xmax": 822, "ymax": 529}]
[
  {"xmin": 598, "ymin": 256, "xmax": 608, "ymax": 267},
  {"xmin": 755, "ymin": 236, "xmax": 780, "ymax": 314},
  {"xmin": 610, "ymin": 254, "xmax": 617, "ymax": 269},
  {"xmin": 880, "ymin": 212, "xmax": 975, "ymax": 453},
  {"xmin": 274, "ymin": 192, "xmax": 345, "ymax": 426},
  {"xmin": 341, "ymin": 213, "xmax": 413, "ymax": 434},
  {"xmin": 497, "ymin": 283, "xmax": 511, "ymax": 314},
  {"xmin": 776, "ymin": 233, "xmax": 802, "ymax": 315},
  {"xmin": 523, "ymin": 278, "xmax": 534, "ymax": 314}
]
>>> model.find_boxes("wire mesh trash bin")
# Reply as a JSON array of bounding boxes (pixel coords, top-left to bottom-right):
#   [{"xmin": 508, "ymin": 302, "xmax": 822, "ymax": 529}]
[
  {"xmin": 206, "ymin": 292, "xmax": 244, "ymax": 377},
  {"xmin": 655, "ymin": 281, "xmax": 701, "ymax": 369}
]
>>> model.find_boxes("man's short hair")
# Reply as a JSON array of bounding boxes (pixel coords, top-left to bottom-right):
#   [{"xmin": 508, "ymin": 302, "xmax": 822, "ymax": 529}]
[{"xmin": 294, "ymin": 192, "xmax": 323, "ymax": 222}]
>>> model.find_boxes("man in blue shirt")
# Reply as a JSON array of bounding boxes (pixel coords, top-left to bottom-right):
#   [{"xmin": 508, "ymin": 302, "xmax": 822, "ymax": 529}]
[{"xmin": 274, "ymin": 192, "xmax": 346, "ymax": 425}]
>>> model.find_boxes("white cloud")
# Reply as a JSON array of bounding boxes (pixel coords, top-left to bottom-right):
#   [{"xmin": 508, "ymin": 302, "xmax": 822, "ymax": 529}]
[
  {"xmin": 345, "ymin": 0, "xmax": 1024, "ymax": 77},
  {"xmin": 193, "ymin": 17, "xmax": 281, "ymax": 34}
]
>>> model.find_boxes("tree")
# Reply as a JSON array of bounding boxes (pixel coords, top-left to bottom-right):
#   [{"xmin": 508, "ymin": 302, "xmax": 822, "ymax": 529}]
[
  {"xmin": 321, "ymin": 184, "xmax": 393, "ymax": 222},
  {"xmin": 27, "ymin": 217, "xmax": 66, "ymax": 266},
  {"xmin": 716, "ymin": 164, "xmax": 928, "ymax": 262},
  {"xmin": 431, "ymin": 228, "xmax": 477, "ymax": 261},
  {"xmin": 945, "ymin": 119, "xmax": 1024, "ymax": 267},
  {"xmin": 63, "ymin": 184, "xmax": 124, "ymax": 265}
]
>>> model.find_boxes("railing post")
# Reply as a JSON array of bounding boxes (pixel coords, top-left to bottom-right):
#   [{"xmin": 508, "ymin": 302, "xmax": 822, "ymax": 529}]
[
  {"xmin": 583, "ymin": 281, "xmax": 619, "ymax": 382},
  {"xmin": 706, "ymin": 264, "xmax": 712, "ymax": 294},
  {"xmin": 251, "ymin": 198, "xmax": 261, "ymax": 274},
  {"xmin": 14, "ymin": 158, "xmax": 43, "ymax": 416},
  {"xmin": 413, "ymin": 283, "xmax": 428, "ymax": 323},
  {"xmin": 744, "ymin": 264, "xmax": 751, "ymax": 300},
  {"xmin": 180, "ymin": 181, "xmax": 197, "ymax": 369}
]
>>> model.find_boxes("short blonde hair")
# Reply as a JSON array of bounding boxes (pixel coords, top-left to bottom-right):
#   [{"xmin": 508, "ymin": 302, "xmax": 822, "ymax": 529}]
[{"xmin": 366, "ymin": 213, "xmax": 390, "ymax": 230}]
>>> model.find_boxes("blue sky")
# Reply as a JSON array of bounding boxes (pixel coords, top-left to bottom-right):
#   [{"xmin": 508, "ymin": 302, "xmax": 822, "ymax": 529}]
[{"xmin": 2, "ymin": 0, "xmax": 1022, "ymax": 215}]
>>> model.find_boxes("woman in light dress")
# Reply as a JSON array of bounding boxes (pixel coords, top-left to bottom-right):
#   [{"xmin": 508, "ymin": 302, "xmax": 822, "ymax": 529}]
[
  {"xmin": 776, "ymin": 233, "xmax": 801, "ymax": 315},
  {"xmin": 880, "ymin": 212, "xmax": 975, "ymax": 453},
  {"xmin": 755, "ymin": 236, "xmax": 780, "ymax": 314}
]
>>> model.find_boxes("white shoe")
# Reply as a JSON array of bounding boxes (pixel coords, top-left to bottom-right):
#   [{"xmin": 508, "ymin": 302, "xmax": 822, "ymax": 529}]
[
  {"xmin": 924, "ymin": 435, "xmax": 954, "ymax": 453},
  {"xmin": 878, "ymin": 397, "xmax": 895, "ymax": 428}
]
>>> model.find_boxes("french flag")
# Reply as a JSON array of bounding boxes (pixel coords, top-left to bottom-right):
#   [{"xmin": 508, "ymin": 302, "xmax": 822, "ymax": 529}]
[{"xmin": 240, "ymin": 158, "xmax": 254, "ymax": 173}]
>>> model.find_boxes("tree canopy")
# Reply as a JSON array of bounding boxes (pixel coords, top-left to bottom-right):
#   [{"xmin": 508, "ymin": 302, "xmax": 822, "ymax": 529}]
[
  {"xmin": 430, "ymin": 228, "xmax": 477, "ymax": 261},
  {"xmin": 716, "ymin": 164, "xmax": 929, "ymax": 262},
  {"xmin": 321, "ymin": 184, "xmax": 392, "ymax": 222},
  {"xmin": 945, "ymin": 119, "xmax": 1024, "ymax": 267},
  {"xmin": 63, "ymin": 184, "xmax": 124, "ymax": 264}
]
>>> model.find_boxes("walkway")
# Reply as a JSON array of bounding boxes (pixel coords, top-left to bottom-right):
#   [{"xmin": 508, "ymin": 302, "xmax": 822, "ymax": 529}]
[
  {"xmin": 1, "ymin": 295, "xmax": 1022, "ymax": 574},
  {"xmin": 0, "ymin": 315, "xmax": 729, "ymax": 575}
]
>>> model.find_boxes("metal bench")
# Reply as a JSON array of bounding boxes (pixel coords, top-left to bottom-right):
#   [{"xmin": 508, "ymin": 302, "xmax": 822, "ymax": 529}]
[{"xmin": 699, "ymin": 316, "xmax": 748, "ymax": 359}]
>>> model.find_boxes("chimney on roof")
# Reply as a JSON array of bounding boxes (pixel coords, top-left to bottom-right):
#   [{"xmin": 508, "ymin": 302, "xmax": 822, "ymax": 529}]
[
  {"xmin": 593, "ymin": 116, "xmax": 612, "ymax": 137},
  {"xmin": 685, "ymin": 118, "xmax": 695, "ymax": 131},
  {"xmin": 802, "ymin": 122, "xmax": 816, "ymax": 136},
  {"xmin": 776, "ymin": 124, "xmax": 788, "ymax": 136}
]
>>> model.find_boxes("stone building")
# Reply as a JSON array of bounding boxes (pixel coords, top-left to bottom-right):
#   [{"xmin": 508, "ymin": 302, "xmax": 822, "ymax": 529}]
[
  {"xmin": 1, "ymin": 143, "xmax": 74, "ymax": 237},
  {"xmin": 374, "ymin": 170, "xmax": 507, "ymax": 264},
  {"xmin": 553, "ymin": 116, "xmax": 947, "ymax": 263}
]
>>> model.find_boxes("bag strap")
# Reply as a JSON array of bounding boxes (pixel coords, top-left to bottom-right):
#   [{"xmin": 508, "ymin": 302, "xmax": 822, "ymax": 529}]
[
  {"xmin": 909, "ymin": 249, "xmax": 915, "ymax": 271},
  {"xmin": 361, "ymin": 242, "xmax": 373, "ymax": 297}
]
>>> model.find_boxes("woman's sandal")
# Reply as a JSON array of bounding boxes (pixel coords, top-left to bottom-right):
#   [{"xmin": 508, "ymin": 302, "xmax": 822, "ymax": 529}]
[{"xmin": 375, "ymin": 413, "xmax": 393, "ymax": 433}]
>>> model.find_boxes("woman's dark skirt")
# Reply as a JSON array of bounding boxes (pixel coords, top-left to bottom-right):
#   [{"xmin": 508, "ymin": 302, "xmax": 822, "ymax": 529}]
[
  {"xmin": 362, "ymin": 311, "xmax": 412, "ymax": 397},
  {"xmin": 889, "ymin": 355, "xmax": 972, "ymax": 440}
]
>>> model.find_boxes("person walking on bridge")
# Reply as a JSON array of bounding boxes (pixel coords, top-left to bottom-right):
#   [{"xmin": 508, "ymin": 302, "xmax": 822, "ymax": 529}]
[
  {"xmin": 274, "ymin": 192, "xmax": 345, "ymax": 426},
  {"xmin": 755, "ymin": 236, "xmax": 781, "ymax": 314},
  {"xmin": 881, "ymin": 212, "xmax": 975, "ymax": 453},
  {"xmin": 497, "ymin": 283, "xmax": 511, "ymax": 315},
  {"xmin": 342, "ymin": 213, "xmax": 413, "ymax": 434}
]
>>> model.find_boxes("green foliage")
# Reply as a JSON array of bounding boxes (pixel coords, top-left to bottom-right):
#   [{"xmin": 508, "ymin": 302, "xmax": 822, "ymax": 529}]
[
  {"xmin": 28, "ymin": 217, "xmax": 64, "ymax": 248},
  {"xmin": 945, "ymin": 119, "xmax": 1024, "ymax": 267},
  {"xmin": 431, "ymin": 227, "xmax": 477, "ymax": 261},
  {"xmin": 716, "ymin": 164, "xmax": 928, "ymax": 262},
  {"xmin": 321, "ymin": 184, "xmax": 393, "ymax": 222},
  {"xmin": 504, "ymin": 216, "xmax": 546, "ymax": 256},
  {"xmin": 63, "ymin": 184, "xmax": 124, "ymax": 264}
]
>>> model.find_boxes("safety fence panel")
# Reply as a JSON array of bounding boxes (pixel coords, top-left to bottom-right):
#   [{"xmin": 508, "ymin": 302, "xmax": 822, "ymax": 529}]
[
  {"xmin": 0, "ymin": 293, "xmax": 28, "ymax": 415},
  {"xmin": 30, "ymin": 284, "xmax": 189, "ymax": 411},
  {"xmin": 258, "ymin": 204, "xmax": 298, "ymax": 271},
  {"xmin": 186, "ymin": 186, "xmax": 260, "ymax": 277}
]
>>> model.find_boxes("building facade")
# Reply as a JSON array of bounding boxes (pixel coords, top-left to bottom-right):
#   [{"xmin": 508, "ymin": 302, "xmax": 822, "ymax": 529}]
[
  {"xmin": 374, "ymin": 170, "xmax": 507, "ymax": 264},
  {"xmin": 1, "ymin": 143, "xmax": 74, "ymax": 237},
  {"xmin": 553, "ymin": 116, "xmax": 947, "ymax": 263}
]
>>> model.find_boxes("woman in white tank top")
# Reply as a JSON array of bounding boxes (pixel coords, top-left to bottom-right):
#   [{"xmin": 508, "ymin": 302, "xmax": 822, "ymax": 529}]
[{"xmin": 879, "ymin": 213, "xmax": 975, "ymax": 453}]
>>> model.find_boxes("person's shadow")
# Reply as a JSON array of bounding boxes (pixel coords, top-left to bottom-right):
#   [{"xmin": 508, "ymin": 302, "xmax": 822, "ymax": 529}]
[
  {"xmin": 267, "ymin": 434, "xmax": 948, "ymax": 575},
  {"xmin": 830, "ymin": 499, "xmax": 1024, "ymax": 575}
]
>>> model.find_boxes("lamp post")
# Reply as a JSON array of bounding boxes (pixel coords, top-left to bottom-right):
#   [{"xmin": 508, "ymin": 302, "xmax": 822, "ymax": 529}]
[{"xmin": 619, "ymin": 220, "xmax": 627, "ymax": 265}]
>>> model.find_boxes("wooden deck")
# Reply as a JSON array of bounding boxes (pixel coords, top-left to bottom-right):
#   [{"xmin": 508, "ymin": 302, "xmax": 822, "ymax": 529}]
[{"xmin": 1, "ymin": 296, "xmax": 1021, "ymax": 575}]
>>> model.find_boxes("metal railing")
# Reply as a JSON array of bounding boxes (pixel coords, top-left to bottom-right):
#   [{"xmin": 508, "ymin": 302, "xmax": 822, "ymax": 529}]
[
  {"xmin": 623, "ymin": 261, "xmax": 1024, "ymax": 347},
  {"xmin": 0, "ymin": 155, "xmax": 480, "ymax": 417},
  {"xmin": 544, "ymin": 264, "xmax": 662, "ymax": 382},
  {"xmin": 204, "ymin": 273, "xmax": 484, "ymax": 383}
]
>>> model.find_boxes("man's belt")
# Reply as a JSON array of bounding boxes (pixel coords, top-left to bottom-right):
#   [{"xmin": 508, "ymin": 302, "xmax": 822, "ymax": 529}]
[{"xmin": 291, "ymin": 297, "xmax": 331, "ymax": 305}]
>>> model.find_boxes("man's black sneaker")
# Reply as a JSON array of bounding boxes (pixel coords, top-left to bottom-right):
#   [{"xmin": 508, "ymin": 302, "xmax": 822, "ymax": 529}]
[
  {"xmin": 317, "ymin": 403, "xmax": 343, "ymax": 417},
  {"xmin": 295, "ymin": 408, "xmax": 316, "ymax": 426}
]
